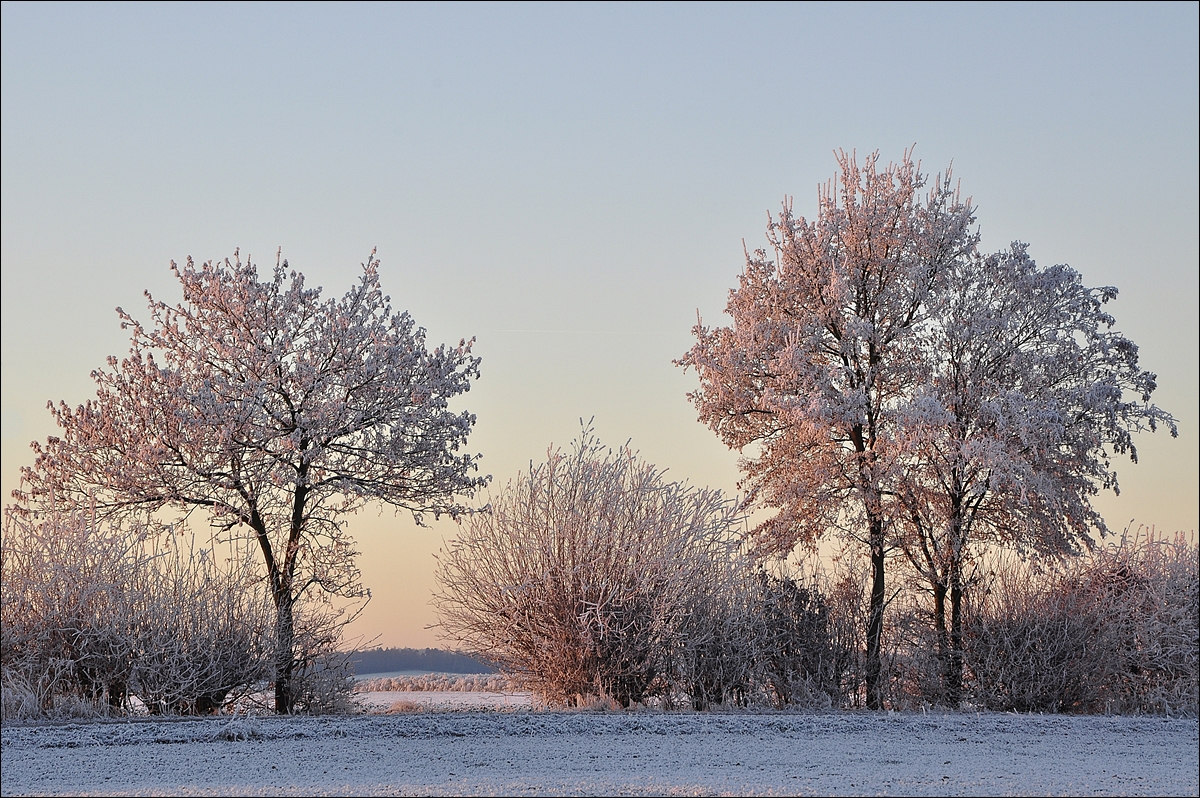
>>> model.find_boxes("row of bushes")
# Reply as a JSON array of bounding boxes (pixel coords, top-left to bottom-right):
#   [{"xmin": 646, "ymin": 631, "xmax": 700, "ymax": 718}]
[
  {"xmin": 432, "ymin": 432, "xmax": 1198, "ymax": 715},
  {"xmin": 936, "ymin": 533, "xmax": 1197, "ymax": 715},
  {"xmin": 1, "ymin": 509, "xmax": 354, "ymax": 720},
  {"xmin": 762, "ymin": 533, "xmax": 1196, "ymax": 714},
  {"xmin": 5, "ymin": 488, "xmax": 1194, "ymax": 718}
]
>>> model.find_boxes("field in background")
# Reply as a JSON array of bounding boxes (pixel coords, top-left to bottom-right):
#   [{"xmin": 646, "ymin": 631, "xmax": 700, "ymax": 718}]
[{"xmin": 350, "ymin": 648, "xmax": 494, "ymax": 677}]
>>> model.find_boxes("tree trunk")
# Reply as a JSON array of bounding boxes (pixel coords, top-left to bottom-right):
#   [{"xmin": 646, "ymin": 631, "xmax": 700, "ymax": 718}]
[
  {"xmin": 931, "ymin": 579, "xmax": 952, "ymax": 702},
  {"xmin": 865, "ymin": 521, "xmax": 886, "ymax": 710},
  {"xmin": 947, "ymin": 562, "xmax": 964, "ymax": 708},
  {"xmin": 273, "ymin": 590, "xmax": 296, "ymax": 714}
]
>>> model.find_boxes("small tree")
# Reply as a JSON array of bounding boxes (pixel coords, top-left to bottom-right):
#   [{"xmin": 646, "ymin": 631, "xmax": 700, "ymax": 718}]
[
  {"xmin": 679, "ymin": 150, "xmax": 977, "ymax": 707},
  {"xmin": 434, "ymin": 426, "xmax": 746, "ymax": 708},
  {"xmin": 13, "ymin": 250, "xmax": 486, "ymax": 713},
  {"xmin": 894, "ymin": 244, "xmax": 1176, "ymax": 706}
]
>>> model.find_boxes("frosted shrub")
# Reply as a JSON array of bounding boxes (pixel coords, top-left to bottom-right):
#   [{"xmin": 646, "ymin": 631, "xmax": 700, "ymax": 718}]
[
  {"xmin": 2, "ymin": 507, "xmax": 140, "ymax": 716},
  {"xmin": 290, "ymin": 651, "xmax": 356, "ymax": 715},
  {"xmin": 965, "ymin": 532, "xmax": 1198, "ymax": 715},
  {"xmin": 284, "ymin": 602, "xmax": 359, "ymax": 715},
  {"xmin": 818, "ymin": 558, "xmax": 873, "ymax": 707},
  {"xmin": 1, "ymin": 508, "xmax": 274, "ymax": 719},
  {"xmin": 0, "ymin": 658, "xmax": 93, "ymax": 721},
  {"xmin": 675, "ymin": 565, "xmax": 759, "ymax": 710},
  {"xmin": 754, "ymin": 572, "xmax": 843, "ymax": 708},
  {"xmin": 434, "ymin": 427, "xmax": 748, "ymax": 708},
  {"xmin": 128, "ymin": 534, "xmax": 273, "ymax": 715}
]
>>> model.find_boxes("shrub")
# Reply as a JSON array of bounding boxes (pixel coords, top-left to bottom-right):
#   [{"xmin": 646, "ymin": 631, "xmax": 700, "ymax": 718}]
[
  {"xmin": 672, "ymin": 554, "xmax": 759, "ymax": 710},
  {"xmin": 1, "ymin": 508, "xmax": 274, "ymax": 719},
  {"xmin": 754, "ymin": 571, "xmax": 842, "ymax": 708},
  {"xmin": 964, "ymin": 531, "xmax": 1198, "ymax": 715},
  {"xmin": 434, "ymin": 428, "xmax": 748, "ymax": 708},
  {"xmin": 129, "ymin": 534, "xmax": 274, "ymax": 715}
]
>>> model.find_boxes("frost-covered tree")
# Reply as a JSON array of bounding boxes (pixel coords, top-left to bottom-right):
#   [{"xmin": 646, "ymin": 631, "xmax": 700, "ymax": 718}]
[
  {"xmin": 434, "ymin": 426, "xmax": 747, "ymax": 708},
  {"xmin": 13, "ymin": 250, "xmax": 486, "ymax": 713},
  {"xmin": 894, "ymin": 244, "xmax": 1176, "ymax": 706},
  {"xmin": 679, "ymin": 151, "xmax": 977, "ymax": 708}
]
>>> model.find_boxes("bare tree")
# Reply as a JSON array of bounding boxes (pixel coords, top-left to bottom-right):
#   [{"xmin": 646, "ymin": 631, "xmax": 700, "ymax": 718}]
[
  {"xmin": 13, "ymin": 250, "xmax": 486, "ymax": 713},
  {"xmin": 679, "ymin": 150, "xmax": 976, "ymax": 707},
  {"xmin": 434, "ymin": 426, "xmax": 746, "ymax": 708},
  {"xmin": 893, "ymin": 244, "xmax": 1176, "ymax": 706}
]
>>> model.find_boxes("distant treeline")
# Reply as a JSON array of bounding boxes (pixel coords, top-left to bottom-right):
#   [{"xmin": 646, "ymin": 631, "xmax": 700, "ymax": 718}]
[{"xmin": 350, "ymin": 647, "xmax": 496, "ymax": 675}]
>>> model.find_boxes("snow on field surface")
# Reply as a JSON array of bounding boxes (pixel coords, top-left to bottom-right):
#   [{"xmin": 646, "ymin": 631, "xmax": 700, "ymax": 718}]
[
  {"xmin": 356, "ymin": 690, "xmax": 534, "ymax": 712},
  {"xmin": 2, "ymin": 711, "xmax": 1197, "ymax": 796}
]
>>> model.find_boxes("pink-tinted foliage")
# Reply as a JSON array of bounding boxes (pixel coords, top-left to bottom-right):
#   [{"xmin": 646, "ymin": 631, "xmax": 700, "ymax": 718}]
[
  {"xmin": 678, "ymin": 149, "xmax": 977, "ymax": 707},
  {"xmin": 13, "ymin": 249, "xmax": 486, "ymax": 712},
  {"xmin": 678, "ymin": 150, "xmax": 976, "ymax": 558}
]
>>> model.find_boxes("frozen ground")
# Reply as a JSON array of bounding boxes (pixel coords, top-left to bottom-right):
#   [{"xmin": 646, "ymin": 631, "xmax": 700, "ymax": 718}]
[
  {"xmin": 356, "ymin": 689, "xmax": 534, "ymax": 712},
  {"xmin": 2, "ymin": 710, "xmax": 1196, "ymax": 796}
]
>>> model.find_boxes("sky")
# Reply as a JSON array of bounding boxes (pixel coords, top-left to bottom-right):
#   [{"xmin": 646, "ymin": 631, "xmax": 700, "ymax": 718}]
[{"xmin": 2, "ymin": 2, "xmax": 1197, "ymax": 649}]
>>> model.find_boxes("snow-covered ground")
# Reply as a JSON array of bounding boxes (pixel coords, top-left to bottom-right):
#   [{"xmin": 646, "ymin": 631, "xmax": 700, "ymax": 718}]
[
  {"xmin": 356, "ymin": 689, "xmax": 534, "ymax": 712},
  {"xmin": 2, "ymin": 709, "xmax": 1196, "ymax": 796}
]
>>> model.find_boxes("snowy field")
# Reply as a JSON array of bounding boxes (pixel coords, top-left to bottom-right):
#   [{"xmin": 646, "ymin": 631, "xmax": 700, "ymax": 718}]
[
  {"xmin": 357, "ymin": 689, "xmax": 534, "ymax": 712},
  {"xmin": 2, "ymin": 709, "xmax": 1196, "ymax": 796}
]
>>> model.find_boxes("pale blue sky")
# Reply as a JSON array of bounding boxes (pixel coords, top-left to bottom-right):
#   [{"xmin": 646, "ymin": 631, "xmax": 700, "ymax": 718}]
[{"xmin": 3, "ymin": 2, "xmax": 1196, "ymax": 647}]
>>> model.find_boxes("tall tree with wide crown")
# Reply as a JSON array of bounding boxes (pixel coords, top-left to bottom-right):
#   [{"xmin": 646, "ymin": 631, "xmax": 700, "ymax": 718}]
[{"xmin": 679, "ymin": 150, "xmax": 977, "ymax": 708}]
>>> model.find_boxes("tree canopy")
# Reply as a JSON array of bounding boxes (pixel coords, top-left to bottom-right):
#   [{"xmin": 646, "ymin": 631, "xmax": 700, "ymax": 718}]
[
  {"xmin": 893, "ymin": 243, "xmax": 1176, "ymax": 703},
  {"xmin": 679, "ymin": 150, "xmax": 977, "ymax": 707},
  {"xmin": 679, "ymin": 149, "xmax": 1175, "ymax": 708},
  {"xmin": 15, "ymin": 249, "xmax": 487, "ymax": 712}
]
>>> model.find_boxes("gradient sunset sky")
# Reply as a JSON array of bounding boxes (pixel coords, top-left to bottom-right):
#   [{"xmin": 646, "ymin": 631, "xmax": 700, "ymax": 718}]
[{"xmin": 3, "ymin": 2, "xmax": 1196, "ymax": 648}]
